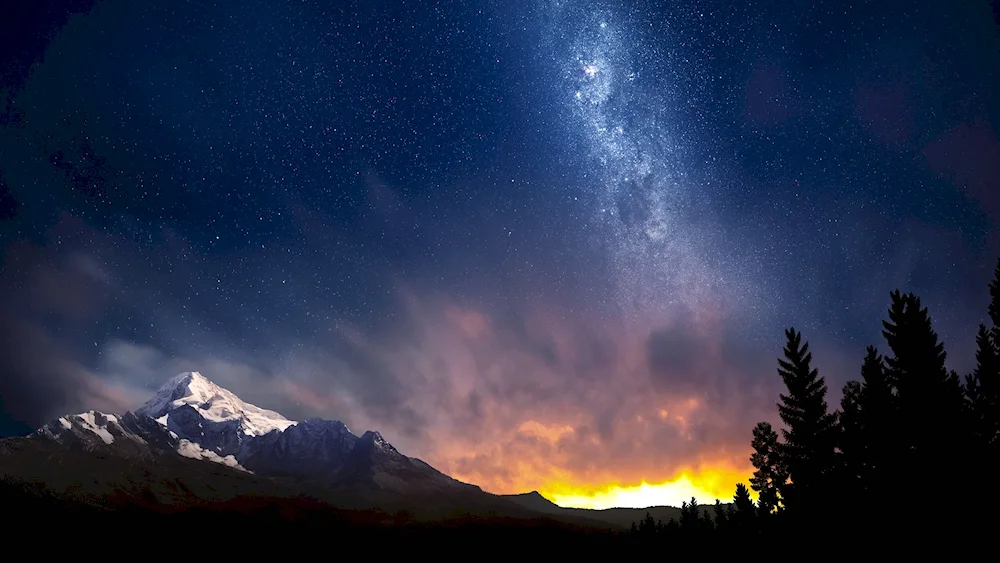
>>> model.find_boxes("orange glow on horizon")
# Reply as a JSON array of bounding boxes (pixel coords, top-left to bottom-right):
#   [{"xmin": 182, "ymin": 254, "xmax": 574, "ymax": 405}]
[
  {"xmin": 540, "ymin": 466, "xmax": 755, "ymax": 509},
  {"xmin": 435, "ymin": 400, "xmax": 756, "ymax": 511}
]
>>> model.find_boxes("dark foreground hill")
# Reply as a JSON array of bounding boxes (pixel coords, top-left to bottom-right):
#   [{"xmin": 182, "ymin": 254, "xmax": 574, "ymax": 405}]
[
  {"xmin": 0, "ymin": 434, "xmax": 616, "ymax": 528},
  {"xmin": 3, "ymin": 472, "xmax": 952, "ymax": 558},
  {"xmin": 503, "ymin": 490, "xmax": 695, "ymax": 528},
  {"xmin": 1, "ymin": 473, "xmax": 634, "ymax": 557}
]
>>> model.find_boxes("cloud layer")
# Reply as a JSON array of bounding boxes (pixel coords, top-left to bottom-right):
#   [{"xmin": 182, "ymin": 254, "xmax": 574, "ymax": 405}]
[{"xmin": 0, "ymin": 216, "xmax": 782, "ymax": 499}]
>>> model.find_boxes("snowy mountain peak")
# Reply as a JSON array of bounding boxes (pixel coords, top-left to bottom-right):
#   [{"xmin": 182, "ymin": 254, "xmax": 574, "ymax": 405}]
[{"xmin": 136, "ymin": 371, "xmax": 296, "ymax": 436}]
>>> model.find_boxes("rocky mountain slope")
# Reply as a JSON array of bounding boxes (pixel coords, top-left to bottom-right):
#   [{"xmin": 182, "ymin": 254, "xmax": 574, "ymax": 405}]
[{"xmin": 26, "ymin": 371, "xmax": 483, "ymax": 497}]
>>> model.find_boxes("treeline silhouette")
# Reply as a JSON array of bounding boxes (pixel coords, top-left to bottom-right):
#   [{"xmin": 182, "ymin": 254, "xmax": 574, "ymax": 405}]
[{"xmin": 629, "ymin": 258, "xmax": 1000, "ymax": 548}]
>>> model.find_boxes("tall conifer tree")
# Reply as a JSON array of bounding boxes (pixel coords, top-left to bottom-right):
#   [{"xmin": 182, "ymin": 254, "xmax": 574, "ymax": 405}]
[
  {"xmin": 680, "ymin": 498, "xmax": 701, "ymax": 531},
  {"xmin": 976, "ymin": 262, "xmax": 1000, "ymax": 451},
  {"xmin": 860, "ymin": 346, "xmax": 894, "ymax": 494},
  {"xmin": 972, "ymin": 325, "xmax": 999, "ymax": 450},
  {"xmin": 749, "ymin": 421, "xmax": 785, "ymax": 515},
  {"xmin": 731, "ymin": 483, "xmax": 756, "ymax": 536},
  {"xmin": 967, "ymin": 263, "xmax": 1000, "ymax": 489},
  {"xmin": 881, "ymin": 291, "xmax": 962, "ymax": 447},
  {"xmin": 775, "ymin": 328, "xmax": 838, "ymax": 513},
  {"xmin": 733, "ymin": 483, "xmax": 755, "ymax": 516},
  {"xmin": 838, "ymin": 380, "xmax": 863, "ymax": 484},
  {"xmin": 880, "ymin": 290, "xmax": 964, "ymax": 524},
  {"xmin": 838, "ymin": 346, "xmax": 895, "ymax": 507},
  {"xmin": 713, "ymin": 499, "xmax": 728, "ymax": 531}
]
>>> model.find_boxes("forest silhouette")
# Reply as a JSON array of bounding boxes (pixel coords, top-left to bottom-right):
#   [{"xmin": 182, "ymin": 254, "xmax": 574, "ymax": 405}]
[{"xmin": 628, "ymin": 258, "xmax": 1000, "ymax": 549}]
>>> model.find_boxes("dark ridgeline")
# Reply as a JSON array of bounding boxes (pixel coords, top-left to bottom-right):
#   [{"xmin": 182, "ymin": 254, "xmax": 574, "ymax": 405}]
[{"xmin": 4, "ymin": 259, "xmax": 1000, "ymax": 554}]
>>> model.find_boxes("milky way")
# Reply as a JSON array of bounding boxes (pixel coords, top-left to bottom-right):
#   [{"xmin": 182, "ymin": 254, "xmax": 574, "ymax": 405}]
[{"xmin": 540, "ymin": 1, "xmax": 746, "ymax": 332}]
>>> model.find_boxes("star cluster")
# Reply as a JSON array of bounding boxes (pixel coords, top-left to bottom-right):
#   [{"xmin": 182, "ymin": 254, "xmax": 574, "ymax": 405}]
[{"xmin": 547, "ymin": 2, "xmax": 734, "ymax": 326}]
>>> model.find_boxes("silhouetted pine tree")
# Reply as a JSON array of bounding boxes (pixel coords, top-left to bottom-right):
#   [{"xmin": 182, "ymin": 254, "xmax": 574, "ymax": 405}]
[
  {"xmin": 700, "ymin": 508, "xmax": 714, "ymax": 532},
  {"xmin": 971, "ymin": 261, "xmax": 1000, "ymax": 503},
  {"xmin": 679, "ymin": 498, "xmax": 699, "ymax": 531},
  {"xmin": 639, "ymin": 511, "xmax": 657, "ymax": 537},
  {"xmin": 774, "ymin": 328, "xmax": 838, "ymax": 516},
  {"xmin": 749, "ymin": 421, "xmax": 785, "ymax": 515},
  {"xmin": 987, "ymin": 259, "xmax": 1000, "ymax": 517},
  {"xmin": 731, "ymin": 483, "xmax": 756, "ymax": 538},
  {"xmin": 965, "ymin": 369, "xmax": 982, "ymax": 411},
  {"xmin": 838, "ymin": 379, "xmax": 863, "ymax": 484},
  {"xmin": 967, "ymin": 267, "xmax": 1000, "ymax": 454},
  {"xmin": 665, "ymin": 517, "xmax": 679, "ymax": 535},
  {"xmin": 680, "ymin": 497, "xmax": 713, "ymax": 539},
  {"xmin": 836, "ymin": 377, "xmax": 862, "ymax": 523},
  {"xmin": 713, "ymin": 499, "xmax": 728, "ymax": 531},
  {"xmin": 969, "ymin": 327, "xmax": 998, "ymax": 443},
  {"xmin": 733, "ymin": 483, "xmax": 755, "ymax": 517},
  {"xmin": 840, "ymin": 346, "xmax": 896, "ymax": 503},
  {"xmin": 881, "ymin": 290, "xmax": 966, "ymax": 525}
]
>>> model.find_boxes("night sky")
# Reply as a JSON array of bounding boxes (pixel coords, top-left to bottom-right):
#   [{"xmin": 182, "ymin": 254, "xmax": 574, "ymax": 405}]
[{"xmin": 2, "ymin": 0, "xmax": 999, "ymax": 508}]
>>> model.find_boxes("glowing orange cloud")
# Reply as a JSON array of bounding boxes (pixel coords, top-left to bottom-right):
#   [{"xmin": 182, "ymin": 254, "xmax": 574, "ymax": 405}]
[
  {"xmin": 433, "ymin": 401, "xmax": 756, "ymax": 508},
  {"xmin": 278, "ymin": 291, "xmax": 776, "ymax": 509}
]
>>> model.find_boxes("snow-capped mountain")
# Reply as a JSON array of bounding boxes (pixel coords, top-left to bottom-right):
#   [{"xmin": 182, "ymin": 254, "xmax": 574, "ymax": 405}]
[
  {"xmin": 137, "ymin": 371, "xmax": 296, "ymax": 437},
  {"xmin": 29, "ymin": 371, "xmax": 476, "ymax": 495}
]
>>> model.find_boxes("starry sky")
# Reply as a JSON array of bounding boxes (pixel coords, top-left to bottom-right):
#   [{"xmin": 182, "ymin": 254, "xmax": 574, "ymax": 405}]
[{"xmin": 2, "ymin": 0, "xmax": 999, "ymax": 508}]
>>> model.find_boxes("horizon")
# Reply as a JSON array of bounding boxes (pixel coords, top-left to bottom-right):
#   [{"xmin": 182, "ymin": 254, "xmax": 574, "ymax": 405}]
[
  {"xmin": 2, "ymin": 0, "xmax": 998, "ymax": 514},
  {"xmin": 23, "ymin": 368, "xmax": 747, "ymax": 510}
]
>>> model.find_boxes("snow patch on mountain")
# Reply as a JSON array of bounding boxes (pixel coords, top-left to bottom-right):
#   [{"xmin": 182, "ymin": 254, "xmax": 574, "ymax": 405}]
[
  {"xmin": 176, "ymin": 439, "xmax": 247, "ymax": 471},
  {"xmin": 363, "ymin": 431, "xmax": 395, "ymax": 453},
  {"xmin": 75, "ymin": 411, "xmax": 116, "ymax": 444},
  {"xmin": 36, "ymin": 411, "xmax": 120, "ymax": 446},
  {"xmin": 137, "ymin": 371, "xmax": 296, "ymax": 436}
]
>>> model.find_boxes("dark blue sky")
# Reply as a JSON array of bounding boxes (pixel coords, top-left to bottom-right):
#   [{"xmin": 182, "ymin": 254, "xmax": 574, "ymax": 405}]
[{"xmin": 1, "ymin": 0, "xmax": 998, "ymax": 499}]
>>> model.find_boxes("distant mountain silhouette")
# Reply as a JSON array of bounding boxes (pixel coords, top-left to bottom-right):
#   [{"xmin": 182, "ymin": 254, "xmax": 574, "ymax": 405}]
[
  {"xmin": 505, "ymin": 490, "xmax": 563, "ymax": 513},
  {"xmin": 501, "ymin": 490, "xmax": 719, "ymax": 529}
]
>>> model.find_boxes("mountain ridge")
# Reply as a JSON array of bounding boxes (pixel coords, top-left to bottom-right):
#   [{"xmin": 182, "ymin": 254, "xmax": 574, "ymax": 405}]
[
  {"xmin": 6, "ymin": 370, "xmax": 708, "ymax": 530},
  {"xmin": 29, "ymin": 371, "xmax": 480, "ymax": 497}
]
